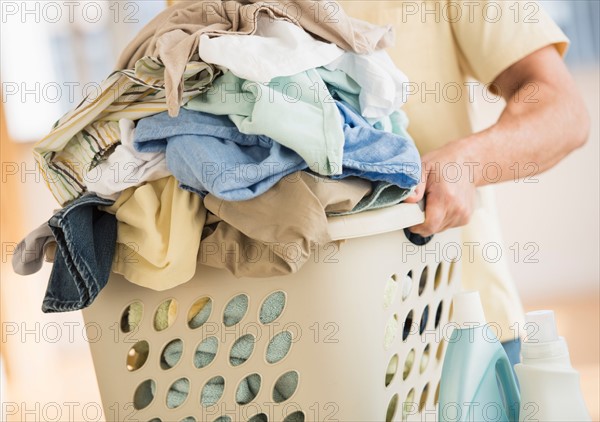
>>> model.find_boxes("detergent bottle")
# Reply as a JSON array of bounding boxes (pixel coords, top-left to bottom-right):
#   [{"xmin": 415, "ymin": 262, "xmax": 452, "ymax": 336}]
[
  {"xmin": 438, "ymin": 291, "xmax": 520, "ymax": 422},
  {"xmin": 514, "ymin": 310, "xmax": 591, "ymax": 422}
]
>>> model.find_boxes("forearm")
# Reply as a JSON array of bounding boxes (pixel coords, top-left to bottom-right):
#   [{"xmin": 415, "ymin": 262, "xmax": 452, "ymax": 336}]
[{"xmin": 455, "ymin": 57, "xmax": 589, "ymax": 187}]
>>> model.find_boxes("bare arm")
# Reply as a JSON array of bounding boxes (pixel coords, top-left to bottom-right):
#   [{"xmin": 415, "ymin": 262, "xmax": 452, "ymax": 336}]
[{"xmin": 408, "ymin": 45, "xmax": 590, "ymax": 236}]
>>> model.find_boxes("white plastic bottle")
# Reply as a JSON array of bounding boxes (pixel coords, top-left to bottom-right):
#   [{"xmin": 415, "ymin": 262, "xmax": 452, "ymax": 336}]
[{"xmin": 515, "ymin": 310, "xmax": 591, "ymax": 422}]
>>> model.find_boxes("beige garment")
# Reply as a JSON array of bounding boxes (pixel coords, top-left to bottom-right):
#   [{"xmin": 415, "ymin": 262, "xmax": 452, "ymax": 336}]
[
  {"xmin": 106, "ymin": 174, "xmax": 370, "ymax": 289},
  {"xmin": 116, "ymin": 0, "xmax": 394, "ymax": 116},
  {"xmin": 105, "ymin": 177, "xmax": 206, "ymax": 291},
  {"xmin": 200, "ymin": 173, "xmax": 372, "ymax": 277},
  {"xmin": 339, "ymin": 0, "xmax": 568, "ymax": 340},
  {"xmin": 33, "ymin": 58, "xmax": 217, "ymax": 205}
]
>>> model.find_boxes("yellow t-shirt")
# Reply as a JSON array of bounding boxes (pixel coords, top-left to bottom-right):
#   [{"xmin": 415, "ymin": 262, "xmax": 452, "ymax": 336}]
[{"xmin": 340, "ymin": 0, "xmax": 569, "ymax": 341}]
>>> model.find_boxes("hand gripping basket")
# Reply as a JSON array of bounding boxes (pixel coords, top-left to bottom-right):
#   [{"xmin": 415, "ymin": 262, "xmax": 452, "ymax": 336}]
[{"xmin": 82, "ymin": 203, "xmax": 461, "ymax": 422}]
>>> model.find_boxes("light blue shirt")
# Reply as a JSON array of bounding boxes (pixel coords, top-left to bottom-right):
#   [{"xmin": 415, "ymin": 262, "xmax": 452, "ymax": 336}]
[
  {"xmin": 185, "ymin": 70, "xmax": 344, "ymax": 176},
  {"xmin": 134, "ymin": 102, "xmax": 421, "ymax": 201}
]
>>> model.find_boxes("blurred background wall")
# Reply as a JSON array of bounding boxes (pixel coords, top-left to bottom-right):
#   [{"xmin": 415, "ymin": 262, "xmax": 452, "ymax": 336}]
[{"xmin": 1, "ymin": 1, "xmax": 598, "ymax": 420}]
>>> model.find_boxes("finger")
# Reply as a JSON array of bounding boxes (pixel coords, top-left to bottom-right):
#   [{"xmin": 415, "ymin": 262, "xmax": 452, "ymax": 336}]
[
  {"xmin": 439, "ymin": 193, "xmax": 475, "ymax": 232},
  {"xmin": 404, "ymin": 179, "xmax": 426, "ymax": 203},
  {"xmin": 408, "ymin": 192, "xmax": 446, "ymax": 237}
]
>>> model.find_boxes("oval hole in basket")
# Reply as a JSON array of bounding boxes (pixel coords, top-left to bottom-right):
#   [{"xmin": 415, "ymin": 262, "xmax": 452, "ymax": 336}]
[
  {"xmin": 384, "ymin": 314, "xmax": 399, "ymax": 350},
  {"xmin": 402, "ymin": 271, "xmax": 413, "ymax": 300},
  {"xmin": 223, "ymin": 294, "xmax": 248, "ymax": 327},
  {"xmin": 273, "ymin": 371, "xmax": 298, "ymax": 403},
  {"xmin": 419, "ymin": 383, "xmax": 430, "ymax": 412},
  {"xmin": 180, "ymin": 418, "xmax": 196, "ymax": 422},
  {"xmin": 434, "ymin": 263, "xmax": 443, "ymax": 290},
  {"xmin": 283, "ymin": 411, "xmax": 305, "ymax": 422},
  {"xmin": 213, "ymin": 417, "xmax": 230, "ymax": 422},
  {"xmin": 385, "ymin": 393, "xmax": 399, "ymax": 422},
  {"xmin": 448, "ymin": 260, "xmax": 457, "ymax": 284},
  {"xmin": 259, "ymin": 291, "xmax": 286, "ymax": 324},
  {"xmin": 385, "ymin": 354, "xmax": 399, "ymax": 387},
  {"xmin": 434, "ymin": 301, "xmax": 444, "ymax": 329},
  {"xmin": 383, "ymin": 275, "xmax": 399, "ymax": 309},
  {"xmin": 121, "ymin": 301, "xmax": 143, "ymax": 333},
  {"xmin": 236, "ymin": 373, "xmax": 261, "ymax": 405},
  {"xmin": 403, "ymin": 349, "xmax": 415, "ymax": 380},
  {"xmin": 148, "ymin": 419, "xmax": 161, "ymax": 422},
  {"xmin": 248, "ymin": 414, "xmax": 268, "ymax": 422},
  {"xmin": 188, "ymin": 297, "xmax": 212, "ymax": 329},
  {"xmin": 418, "ymin": 267, "xmax": 428, "ymax": 295},
  {"xmin": 126, "ymin": 340, "xmax": 149, "ymax": 372},
  {"xmin": 230, "ymin": 334, "xmax": 255, "ymax": 366},
  {"xmin": 436, "ymin": 340, "xmax": 446, "ymax": 362},
  {"xmin": 420, "ymin": 305, "xmax": 429, "ymax": 335},
  {"xmin": 201, "ymin": 376, "xmax": 224, "ymax": 407},
  {"xmin": 133, "ymin": 379, "xmax": 155, "ymax": 410},
  {"xmin": 420, "ymin": 344, "xmax": 431, "ymax": 374},
  {"xmin": 402, "ymin": 388, "xmax": 416, "ymax": 422},
  {"xmin": 402, "ymin": 310, "xmax": 414, "ymax": 341},
  {"xmin": 194, "ymin": 336, "xmax": 218, "ymax": 369},
  {"xmin": 160, "ymin": 339, "xmax": 183, "ymax": 370},
  {"xmin": 167, "ymin": 378, "xmax": 189, "ymax": 409},
  {"xmin": 154, "ymin": 299, "xmax": 178, "ymax": 332},
  {"xmin": 266, "ymin": 331, "xmax": 292, "ymax": 364}
]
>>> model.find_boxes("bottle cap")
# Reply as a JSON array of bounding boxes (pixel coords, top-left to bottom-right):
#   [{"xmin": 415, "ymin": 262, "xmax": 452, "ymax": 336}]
[
  {"xmin": 452, "ymin": 291, "xmax": 487, "ymax": 328},
  {"xmin": 524, "ymin": 310, "xmax": 559, "ymax": 343}
]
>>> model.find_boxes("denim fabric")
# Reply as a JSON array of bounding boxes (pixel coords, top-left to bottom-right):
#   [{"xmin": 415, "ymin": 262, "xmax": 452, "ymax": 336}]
[
  {"xmin": 134, "ymin": 108, "xmax": 306, "ymax": 201},
  {"xmin": 185, "ymin": 70, "xmax": 344, "ymax": 176},
  {"xmin": 135, "ymin": 102, "xmax": 420, "ymax": 200},
  {"xmin": 43, "ymin": 194, "xmax": 116, "ymax": 313},
  {"xmin": 333, "ymin": 101, "xmax": 421, "ymax": 189}
]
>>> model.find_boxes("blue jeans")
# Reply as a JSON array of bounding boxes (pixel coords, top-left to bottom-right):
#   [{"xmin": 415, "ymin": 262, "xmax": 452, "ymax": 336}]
[{"xmin": 43, "ymin": 194, "xmax": 116, "ymax": 313}]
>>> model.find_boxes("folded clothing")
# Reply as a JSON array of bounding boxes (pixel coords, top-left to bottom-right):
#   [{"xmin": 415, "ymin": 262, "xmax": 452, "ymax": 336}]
[
  {"xmin": 85, "ymin": 119, "xmax": 170, "ymax": 200},
  {"xmin": 323, "ymin": 50, "xmax": 410, "ymax": 119},
  {"xmin": 198, "ymin": 14, "xmax": 344, "ymax": 83},
  {"xmin": 12, "ymin": 222, "xmax": 54, "ymax": 276},
  {"xmin": 103, "ymin": 173, "xmax": 369, "ymax": 289},
  {"xmin": 199, "ymin": 172, "xmax": 370, "ymax": 278},
  {"xmin": 44, "ymin": 194, "xmax": 117, "ymax": 313},
  {"xmin": 328, "ymin": 181, "xmax": 414, "ymax": 217},
  {"xmin": 103, "ymin": 177, "xmax": 205, "ymax": 291},
  {"xmin": 184, "ymin": 70, "xmax": 344, "ymax": 176},
  {"xmin": 150, "ymin": 96, "xmax": 419, "ymax": 200},
  {"xmin": 333, "ymin": 100, "xmax": 421, "ymax": 189},
  {"xmin": 116, "ymin": 0, "xmax": 395, "ymax": 116},
  {"xmin": 134, "ymin": 108, "xmax": 306, "ymax": 201},
  {"xmin": 33, "ymin": 59, "xmax": 217, "ymax": 206}
]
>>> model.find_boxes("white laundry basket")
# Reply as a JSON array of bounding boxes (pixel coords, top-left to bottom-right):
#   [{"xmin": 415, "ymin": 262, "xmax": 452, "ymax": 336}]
[{"xmin": 82, "ymin": 203, "xmax": 460, "ymax": 422}]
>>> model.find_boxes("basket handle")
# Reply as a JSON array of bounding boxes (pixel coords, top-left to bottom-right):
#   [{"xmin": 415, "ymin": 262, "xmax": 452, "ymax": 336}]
[{"xmin": 403, "ymin": 199, "xmax": 434, "ymax": 245}]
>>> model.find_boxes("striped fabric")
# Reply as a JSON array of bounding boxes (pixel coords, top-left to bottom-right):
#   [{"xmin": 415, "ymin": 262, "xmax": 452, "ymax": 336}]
[{"xmin": 33, "ymin": 57, "xmax": 218, "ymax": 205}]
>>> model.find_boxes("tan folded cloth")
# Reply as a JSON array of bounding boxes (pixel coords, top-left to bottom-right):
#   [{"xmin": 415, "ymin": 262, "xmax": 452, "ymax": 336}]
[{"xmin": 200, "ymin": 173, "xmax": 371, "ymax": 277}]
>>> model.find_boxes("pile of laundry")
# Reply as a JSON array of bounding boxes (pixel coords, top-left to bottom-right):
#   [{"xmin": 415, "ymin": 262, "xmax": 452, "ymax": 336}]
[{"xmin": 13, "ymin": 0, "xmax": 421, "ymax": 313}]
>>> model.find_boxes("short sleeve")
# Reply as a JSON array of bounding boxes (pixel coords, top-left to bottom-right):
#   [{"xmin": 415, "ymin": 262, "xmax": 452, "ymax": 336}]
[{"xmin": 450, "ymin": 0, "xmax": 570, "ymax": 85}]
